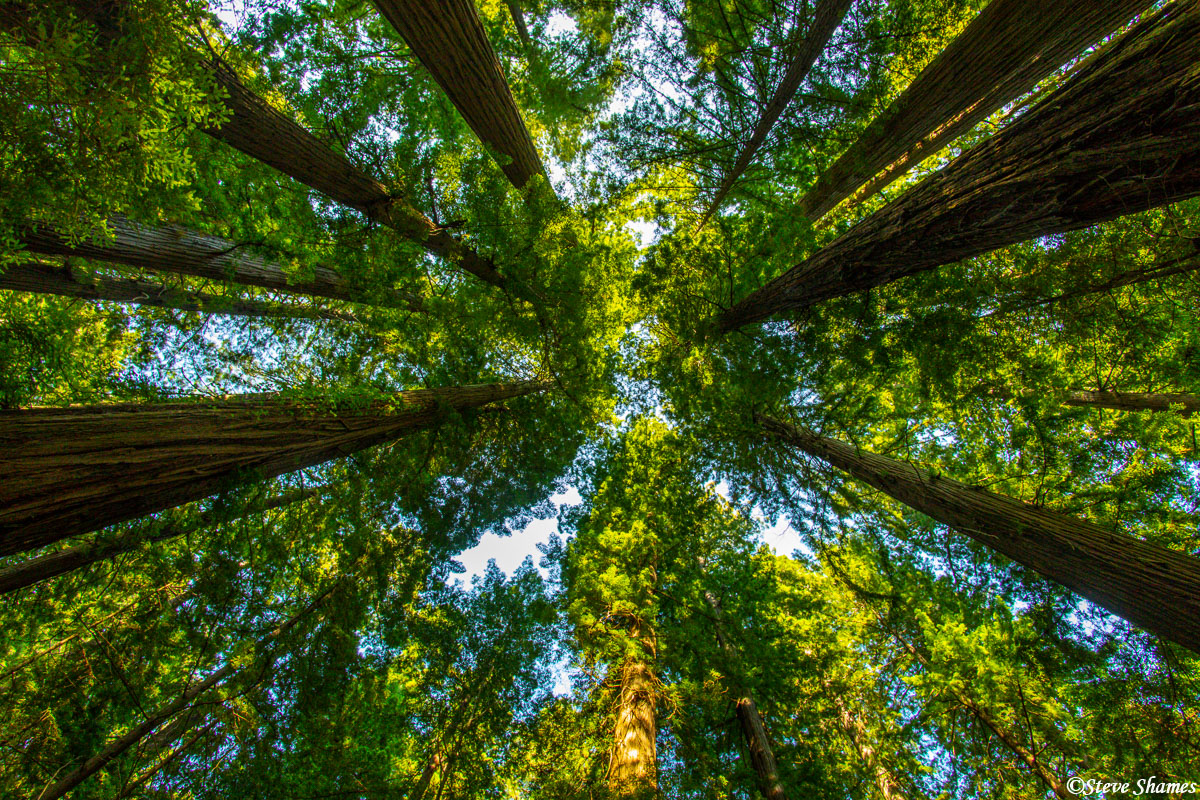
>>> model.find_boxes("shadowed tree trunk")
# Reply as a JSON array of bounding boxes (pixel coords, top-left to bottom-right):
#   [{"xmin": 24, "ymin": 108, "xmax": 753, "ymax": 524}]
[
  {"xmin": 0, "ymin": 381, "xmax": 549, "ymax": 557},
  {"xmin": 19, "ymin": 218, "xmax": 421, "ymax": 311},
  {"xmin": 204, "ymin": 62, "xmax": 517, "ymax": 294},
  {"xmin": 370, "ymin": 0, "xmax": 546, "ymax": 190},
  {"xmin": 505, "ymin": 0, "xmax": 531, "ymax": 48},
  {"xmin": 715, "ymin": 5, "xmax": 1200, "ymax": 332},
  {"xmin": 33, "ymin": 581, "xmax": 338, "ymax": 800},
  {"xmin": 609, "ymin": 655, "xmax": 658, "ymax": 797},
  {"xmin": 702, "ymin": 588, "xmax": 788, "ymax": 800},
  {"xmin": 757, "ymin": 414, "xmax": 1200, "ymax": 654},
  {"xmin": 799, "ymin": 0, "xmax": 1156, "ymax": 220},
  {"xmin": 0, "ymin": 486, "xmax": 321, "ymax": 595},
  {"xmin": 0, "ymin": 262, "xmax": 360, "ymax": 322},
  {"xmin": 699, "ymin": 0, "xmax": 851, "ymax": 227}
]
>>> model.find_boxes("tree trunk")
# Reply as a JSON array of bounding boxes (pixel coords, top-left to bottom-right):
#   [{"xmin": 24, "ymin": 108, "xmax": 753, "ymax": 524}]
[
  {"xmin": 115, "ymin": 719, "xmax": 217, "ymax": 800},
  {"xmin": 716, "ymin": 5, "xmax": 1200, "ymax": 332},
  {"xmin": 19, "ymin": 217, "xmax": 420, "ymax": 311},
  {"xmin": 799, "ymin": 0, "xmax": 1156, "ymax": 220},
  {"xmin": 0, "ymin": 380, "xmax": 549, "ymax": 557},
  {"xmin": 203, "ymin": 60, "xmax": 513, "ymax": 293},
  {"xmin": 33, "ymin": 581, "xmax": 337, "ymax": 800},
  {"xmin": 702, "ymin": 589, "xmax": 788, "ymax": 800},
  {"xmin": 371, "ymin": 0, "xmax": 546, "ymax": 190},
  {"xmin": 505, "ymin": 0, "xmax": 531, "ymax": 48},
  {"xmin": 0, "ymin": 486, "xmax": 320, "ymax": 595},
  {"xmin": 1063, "ymin": 390, "xmax": 1199, "ymax": 417},
  {"xmin": 0, "ymin": 262, "xmax": 359, "ymax": 322},
  {"xmin": 757, "ymin": 415, "xmax": 1200, "ymax": 654},
  {"xmin": 700, "ymin": 0, "xmax": 851, "ymax": 227},
  {"xmin": 609, "ymin": 656, "xmax": 658, "ymax": 797},
  {"xmin": 830, "ymin": 695, "xmax": 906, "ymax": 800}
]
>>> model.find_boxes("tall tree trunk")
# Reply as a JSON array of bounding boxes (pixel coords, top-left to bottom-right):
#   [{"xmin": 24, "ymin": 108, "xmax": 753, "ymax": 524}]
[
  {"xmin": 799, "ymin": 0, "xmax": 1155, "ymax": 220},
  {"xmin": 609, "ymin": 656, "xmax": 658, "ymax": 797},
  {"xmin": 757, "ymin": 415, "xmax": 1200, "ymax": 653},
  {"xmin": 504, "ymin": 0, "xmax": 532, "ymax": 48},
  {"xmin": 33, "ymin": 581, "xmax": 337, "ymax": 800},
  {"xmin": 1063, "ymin": 390, "xmax": 1199, "ymax": 417},
  {"xmin": 716, "ymin": 6, "xmax": 1200, "ymax": 333},
  {"xmin": 19, "ymin": 217, "xmax": 420, "ymax": 311},
  {"xmin": 0, "ymin": 486, "xmax": 320, "ymax": 595},
  {"xmin": 115, "ymin": 719, "xmax": 217, "ymax": 800},
  {"xmin": 701, "ymin": 589, "xmax": 788, "ymax": 800},
  {"xmin": 0, "ymin": 262, "xmax": 359, "ymax": 322},
  {"xmin": 0, "ymin": 380, "xmax": 549, "ymax": 557},
  {"xmin": 830, "ymin": 694, "xmax": 906, "ymax": 800},
  {"xmin": 203, "ymin": 61, "xmax": 514, "ymax": 293},
  {"xmin": 699, "ymin": 0, "xmax": 851, "ymax": 227},
  {"xmin": 370, "ymin": 0, "xmax": 546, "ymax": 190}
]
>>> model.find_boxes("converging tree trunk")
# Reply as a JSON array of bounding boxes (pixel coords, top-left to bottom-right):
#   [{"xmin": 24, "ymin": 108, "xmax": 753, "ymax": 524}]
[
  {"xmin": 716, "ymin": 6, "xmax": 1200, "ymax": 332},
  {"xmin": 204, "ymin": 61, "xmax": 515, "ymax": 293},
  {"xmin": 609, "ymin": 655, "xmax": 658, "ymax": 797},
  {"xmin": 370, "ymin": 0, "xmax": 546, "ymax": 190},
  {"xmin": 19, "ymin": 217, "xmax": 419, "ymax": 311},
  {"xmin": 798, "ymin": 0, "xmax": 1156, "ymax": 219},
  {"xmin": 33, "ymin": 581, "xmax": 339, "ymax": 800},
  {"xmin": 504, "ymin": 0, "xmax": 532, "ymax": 48},
  {"xmin": 1063, "ymin": 390, "xmax": 1199, "ymax": 417},
  {"xmin": 699, "ymin": 0, "xmax": 851, "ymax": 227},
  {"xmin": 702, "ymin": 589, "xmax": 788, "ymax": 800},
  {"xmin": 0, "ymin": 262, "xmax": 359, "ymax": 322},
  {"xmin": 757, "ymin": 415, "xmax": 1200, "ymax": 654},
  {"xmin": 0, "ymin": 486, "xmax": 320, "ymax": 595},
  {"xmin": 0, "ymin": 381, "xmax": 549, "ymax": 557}
]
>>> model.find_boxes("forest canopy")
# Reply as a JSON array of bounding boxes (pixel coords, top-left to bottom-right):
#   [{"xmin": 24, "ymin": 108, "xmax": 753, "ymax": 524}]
[{"xmin": 1, "ymin": 0, "xmax": 1198, "ymax": 798}]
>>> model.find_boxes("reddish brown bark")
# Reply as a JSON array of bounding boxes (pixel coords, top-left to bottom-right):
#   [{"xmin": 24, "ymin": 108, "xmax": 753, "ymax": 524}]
[
  {"xmin": 700, "ymin": 0, "xmax": 851, "ymax": 227},
  {"xmin": 716, "ymin": 6, "xmax": 1200, "ymax": 332},
  {"xmin": 0, "ymin": 262, "xmax": 359, "ymax": 322},
  {"xmin": 799, "ymin": 0, "xmax": 1156, "ymax": 219},
  {"xmin": 0, "ymin": 487, "xmax": 320, "ymax": 595},
  {"xmin": 371, "ymin": 0, "xmax": 546, "ymax": 189},
  {"xmin": 0, "ymin": 381, "xmax": 549, "ymax": 557},
  {"xmin": 19, "ymin": 217, "xmax": 420, "ymax": 312},
  {"xmin": 33, "ymin": 582, "xmax": 337, "ymax": 800},
  {"xmin": 204, "ymin": 62, "xmax": 514, "ymax": 293},
  {"xmin": 759, "ymin": 415, "xmax": 1200, "ymax": 654},
  {"xmin": 609, "ymin": 656, "xmax": 658, "ymax": 797}
]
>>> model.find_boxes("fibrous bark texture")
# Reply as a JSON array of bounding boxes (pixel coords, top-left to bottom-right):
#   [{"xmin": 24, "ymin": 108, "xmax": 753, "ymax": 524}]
[
  {"xmin": 1063, "ymin": 390, "xmax": 1199, "ymax": 416},
  {"xmin": 371, "ymin": 0, "xmax": 546, "ymax": 190},
  {"xmin": 0, "ymin": 262, "xmax": 358, "ymax": 322},
  {"xmin": 0, "ymin": 487, "xmax": 319, "ymax": 595},
  {"xmin": 717, "ymin": 5, "xmax": 1200, "ymax": 332},
  {"xmin": 700, "ymin": 0, "xmax": 850, "ymax": 227},
  {"xmin": 33, "ymin": 583, "xmax": 335, "ymax": 800},
  {"xmin": 20, "ymin": 217, "xmax": 417, "ymax": 311},
  {"xmin": 609, "ymin": 657, "xmax": 658, "ymax": 797},
  {"xmin": 0, "ymin": 381, "xmax": 548, "ymax": 557},
  {"xmin": 799, "ymin": 0, "xmax": 1156, "ymax": 219},
  {"xmin": 759, "ymin": 415, "xmax": 1200, "ymax": 654},
  {"xmin": 205, "ymin": 62, "xmax": 511, "ymax": 291}
]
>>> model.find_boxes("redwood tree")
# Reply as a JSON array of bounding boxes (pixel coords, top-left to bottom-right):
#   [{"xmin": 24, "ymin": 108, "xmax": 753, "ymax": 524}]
[
  {"xmin": 758, "ymin": 414, "xmax": 1200, "ymax": 654},
  {"xmin": 799, "ymin": 0, "xmax": 1156, "ymax": 219},
  {"xmin": 0, "ymin": 381, "xmax": 548, "ymax": 557},
  {"xmin": 716, "ymin": 5, "xmax": 1200, "ymax": 332}
]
